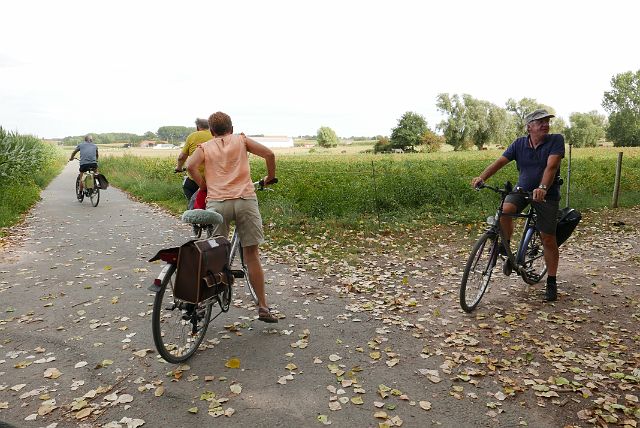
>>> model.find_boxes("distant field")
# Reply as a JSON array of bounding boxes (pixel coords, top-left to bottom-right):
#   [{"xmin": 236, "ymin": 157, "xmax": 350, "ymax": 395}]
[
  {"xmin": 99, "ymin": 146, "xmax": 640, "ymax": 227},
  {"xmin": 86, "ymin": 142, "xmax": 378, "ymax": 158}
]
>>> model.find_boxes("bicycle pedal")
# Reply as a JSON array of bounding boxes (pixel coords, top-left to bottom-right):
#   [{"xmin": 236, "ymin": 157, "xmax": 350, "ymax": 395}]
[
  {"xmin": 182, "ymin": 309, "xmax": 205, "ymax": 321},
  {"xmin": 231, "ymin": 270, "xmax": 244, "ymax": 278}
]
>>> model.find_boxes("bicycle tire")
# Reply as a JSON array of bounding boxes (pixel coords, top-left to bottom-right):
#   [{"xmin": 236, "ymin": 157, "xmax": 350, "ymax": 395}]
[
  {"xmin": 460, "ymin": 232, "xmax": 499, "ymax": 312},
  {"xmin": 519, "ymin": 227, "xmax": 547, "ymax": 285},
  {"xmin": 90, "ymin": 188, "xmax": 100, "ymax": 207},
  {"xmin": 239, "ymin": 247, "xmax": 258, "ymax": 304},
  {"xmin": 76, "ymin": 175, "xmax": 84, "ymax": 202},
  {"xmin": 229, "ymin": 234, "xmax": 258, "ymax": 304},
  {"xmin": 151, "ymin": 265, "xmax": 213, "ymax": 363}
]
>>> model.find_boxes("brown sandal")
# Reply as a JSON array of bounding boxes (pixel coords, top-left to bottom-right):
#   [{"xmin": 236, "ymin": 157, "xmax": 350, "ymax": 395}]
[{"xmin": 258, "ymin": 307, "xmax": 278, "ymax": 323}]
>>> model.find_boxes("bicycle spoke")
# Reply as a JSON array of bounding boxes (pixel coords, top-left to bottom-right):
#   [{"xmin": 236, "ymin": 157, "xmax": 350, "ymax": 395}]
[{"xmin": 152, "ymin": 266, "xmax": 212, "ymax": 363}]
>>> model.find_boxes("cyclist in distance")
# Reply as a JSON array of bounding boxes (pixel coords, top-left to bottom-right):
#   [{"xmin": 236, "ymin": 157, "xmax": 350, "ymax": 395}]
[
  {"xmin": 175, "ymin": 118, "xmax": 213, "ymax": 203},
  {"xmin": 187, "ymin": 111, "xmax": 278, "ymax": 322},
  {"xmin": 470, "ymin": 109, "xmax": 565, "ymax": 301},
  {"xmin": 69, "ymin": 135, "xmax": 99, "ymax": 194}
]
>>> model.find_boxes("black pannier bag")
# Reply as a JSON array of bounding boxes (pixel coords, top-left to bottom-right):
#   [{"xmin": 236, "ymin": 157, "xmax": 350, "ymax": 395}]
[
  {"xmin": 95, "ymin": 173, "xmax": 109, "ymax": 189},
  {"xmin": 174, "ymin": 236, "xmax": 233, "ymax": 303},
  {"xmin": 556, "ymin": 207, "xmax": 581, "ymax": 246}
]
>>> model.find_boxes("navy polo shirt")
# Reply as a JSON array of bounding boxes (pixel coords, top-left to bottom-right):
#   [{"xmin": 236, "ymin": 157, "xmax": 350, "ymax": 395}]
[{"xmin": 502, "ymin": 134, "xmax": 565, "ymax": 201}]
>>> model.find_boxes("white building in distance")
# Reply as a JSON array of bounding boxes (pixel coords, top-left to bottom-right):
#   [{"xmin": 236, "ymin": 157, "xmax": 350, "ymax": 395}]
[{"xmin": 250, "ymin": 136, "xmax": 294, "ymax": 148}]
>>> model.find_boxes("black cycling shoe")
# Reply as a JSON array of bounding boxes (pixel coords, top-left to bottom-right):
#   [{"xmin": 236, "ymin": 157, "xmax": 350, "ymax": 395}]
[
  {"xmin": 502, "ymin": 259, "xmax": 513, "ymax": 276},
  {"xmin": 545, "ymin": 282, "xmax": 557, "ymax": 301}
]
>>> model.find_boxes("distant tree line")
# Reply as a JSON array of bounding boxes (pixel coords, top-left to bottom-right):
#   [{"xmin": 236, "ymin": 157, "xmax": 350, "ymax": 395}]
[{"xmin": 60, "ymin": 126, "xmax": 197, "ymax": 147}]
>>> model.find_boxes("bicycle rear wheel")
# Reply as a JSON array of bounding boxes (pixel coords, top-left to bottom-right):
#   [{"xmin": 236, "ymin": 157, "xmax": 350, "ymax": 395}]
[
  {"xmin": 151, "ymin": 265, "xmax": 213, "ymax": 363},
  {"xmin": 519, "ymin": 227, "xmax": 547, "ymax": 285},
  {"xmin": 76, "ymin": 175, "xmax": 84, "ymax": 202},
  {"xmin": 460, "ymin": 232, "xmax": 499, "ymax": 312},
  {"xmin": 90, "ymin": 188, "xmax": 100, "ymax": 207},
  {"xmin": 229, "ymin": 233, "xmax": 258, "ymax": 304}
]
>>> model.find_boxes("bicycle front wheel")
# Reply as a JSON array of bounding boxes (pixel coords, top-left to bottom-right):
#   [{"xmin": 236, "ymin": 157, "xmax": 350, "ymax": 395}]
[
  {"xmin": 519, "ymin": 228, "xmax": 547, "ymax": 285},
  {"xmin": 151, "ymin": 265, "xmax": 213, "ymax": 363},
  {"xmin": 460, "ymin": 232, "xmax": 499, "ymax": 312},
  {"xmin": 90, "ymin": 188, "xmax": 100, "ymax": 207}
]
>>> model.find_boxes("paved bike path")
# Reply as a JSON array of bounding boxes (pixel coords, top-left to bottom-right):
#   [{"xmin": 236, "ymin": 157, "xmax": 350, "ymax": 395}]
[{"xmin": 0, "ymin": 163, "xmax": 560, "ymax": 427}]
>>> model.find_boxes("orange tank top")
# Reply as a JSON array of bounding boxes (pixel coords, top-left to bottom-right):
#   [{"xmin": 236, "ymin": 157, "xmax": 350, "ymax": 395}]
[{"xmin": 198, "ymin": 134, "xmax": 256, "ymax": 200}]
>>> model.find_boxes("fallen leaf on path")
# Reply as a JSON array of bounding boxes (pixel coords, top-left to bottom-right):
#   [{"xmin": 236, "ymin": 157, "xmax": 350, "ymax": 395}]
[{"xmin": 225, "ymin": 358, "xmax": 240, "ymax": 369}]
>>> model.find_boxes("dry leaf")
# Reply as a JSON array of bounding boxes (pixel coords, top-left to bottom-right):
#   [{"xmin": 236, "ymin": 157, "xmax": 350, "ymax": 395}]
[
  {"xmin": 419, "ymin": 401, "xmax": 432, "ymax": 410},
  {"xmin": 225, "ymin": 358, "xmax": 240, "ymax": 369}
]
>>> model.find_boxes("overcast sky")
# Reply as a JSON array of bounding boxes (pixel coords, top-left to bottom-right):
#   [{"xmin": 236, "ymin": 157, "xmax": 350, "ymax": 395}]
[{"xmin": 1, "ymin": 1, "xmax": 638, "ymax": 139}]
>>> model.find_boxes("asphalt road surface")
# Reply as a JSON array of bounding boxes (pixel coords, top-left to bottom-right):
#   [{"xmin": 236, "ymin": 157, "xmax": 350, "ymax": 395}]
[{"xmin": 0, "ymin": 162, "xmax": 599, "ymax": 428}]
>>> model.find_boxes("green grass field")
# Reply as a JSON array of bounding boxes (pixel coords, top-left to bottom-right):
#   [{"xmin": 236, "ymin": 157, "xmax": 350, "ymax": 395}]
[{"xmin": 99, "ymin": 146, "xmax": 640, "ymax": 229}]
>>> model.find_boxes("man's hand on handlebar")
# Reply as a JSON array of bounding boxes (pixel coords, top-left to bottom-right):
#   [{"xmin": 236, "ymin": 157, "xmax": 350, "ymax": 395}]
[
  {"xmin": 532, "ymin": 187, "xmax": 547, "ymax": 202},
  {"xmin": 471, "ymin": 177, "xmax": 485, "ymax": 189},
  {"xmin": 174, "ymin": 167, "xmax": 186, "ymax": 173},
  {"xmin": 258, "ymin": 177, "xmax": 278, "ymax": 190}
]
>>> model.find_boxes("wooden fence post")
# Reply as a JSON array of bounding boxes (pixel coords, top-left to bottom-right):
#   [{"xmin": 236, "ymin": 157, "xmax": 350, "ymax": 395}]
[
  {"xmin": 371, "ymin": 160, "xmax": 381, "ymax": 226},
  {"xmin": 612, "ymin": 152, "xmax": 623, "ymax": 208}
]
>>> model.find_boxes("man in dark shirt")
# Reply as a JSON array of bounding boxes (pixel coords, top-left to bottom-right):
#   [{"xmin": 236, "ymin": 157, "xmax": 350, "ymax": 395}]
[
  {"xmin": 471, "ymin": 109, "xmax": 565, "ymax": 301},
  {"xmin": 69, "ymin": 135, "xmax": 99, "ymax": 194}
]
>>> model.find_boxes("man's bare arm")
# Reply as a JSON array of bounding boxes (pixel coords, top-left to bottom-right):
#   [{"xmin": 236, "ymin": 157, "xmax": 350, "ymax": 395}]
[
  {"xmin": 471, "ymin": 156, "xmax": 510, "ymax": 187},
  {"xmin": 186, "ymin": 147, "xmax": 206, "ymax": 189}
]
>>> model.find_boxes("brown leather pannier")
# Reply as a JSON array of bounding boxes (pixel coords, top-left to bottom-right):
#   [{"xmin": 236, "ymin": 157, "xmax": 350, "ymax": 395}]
[{"xmin": 174, "ymin": 236, "xmax": 233, "ymax": 303}]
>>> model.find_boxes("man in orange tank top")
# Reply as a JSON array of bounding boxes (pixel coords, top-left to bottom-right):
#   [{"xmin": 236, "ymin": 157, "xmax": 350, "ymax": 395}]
[{"xmin": 187, "ymin": 112, "xmax": 278, "ymax": 322}]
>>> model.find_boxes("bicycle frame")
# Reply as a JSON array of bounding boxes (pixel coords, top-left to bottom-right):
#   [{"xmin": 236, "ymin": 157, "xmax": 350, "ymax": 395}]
[{"xmin": 481, "ymin": 184, "xmax": 540, "ymax": 279}]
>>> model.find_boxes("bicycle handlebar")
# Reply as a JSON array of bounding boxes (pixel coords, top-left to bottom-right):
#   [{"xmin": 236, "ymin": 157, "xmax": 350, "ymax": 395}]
[
  {"xmin": 476, "ymin": 182, "xmax": 532, "ymax": 199},
  {"xmin": 256, "ymin": 177, "xmax": 278, "ymax": 191}
]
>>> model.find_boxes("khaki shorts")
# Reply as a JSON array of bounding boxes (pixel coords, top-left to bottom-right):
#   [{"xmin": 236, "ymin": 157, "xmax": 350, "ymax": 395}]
[
  {"xmin": 504, "ymin": 194, "xmax": 559, "ymax": 235},
  {"xmin": 206, "ymin": 198, "xmax": 264, "ymax": 247}
]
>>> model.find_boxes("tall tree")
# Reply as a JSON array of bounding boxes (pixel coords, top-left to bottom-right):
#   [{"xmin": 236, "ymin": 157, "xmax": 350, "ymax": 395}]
[
  {"xmin": 505, "ymin": 98, "xmax": 555, "ymax": 133},
  {"xmin": 602, "ymin": 70, "xmax": 640, "ymax": 147},
  {"xmin": 564, "ymin": 111, "xmax": 606, "ymax": 147},
  {"xmin": 436, "ymin": 94, "xmax": 471, "ymax": 151},
  {"xmin": 157, "ymin": 126, "xmax": 191, "ymax": 143},
  {"xmin": 390, "ymin": 111, "xmax": 429, "ymax": 152},
  {"xmin": 438, "ymin": 94, "xmax": 514, "ymax": 150},
  {"xmin": 316, "ymin": 126, "xmax": 339, "ymax": 148}
]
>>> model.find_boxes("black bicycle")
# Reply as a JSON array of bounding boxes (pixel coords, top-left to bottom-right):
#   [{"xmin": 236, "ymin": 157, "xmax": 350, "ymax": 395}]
[
  {"xmin": 459, "ymin": 182, "xmax": 547, "ymax": 312},
  {"xmin": 73, "ymin": 159, "xmax": 100, "ymax": 207}
]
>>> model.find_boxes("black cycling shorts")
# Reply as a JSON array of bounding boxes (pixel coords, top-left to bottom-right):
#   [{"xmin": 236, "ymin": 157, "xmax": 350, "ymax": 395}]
[{"xmin": 79, "ymin": 163, "xmax": 98, "ymax": 172}]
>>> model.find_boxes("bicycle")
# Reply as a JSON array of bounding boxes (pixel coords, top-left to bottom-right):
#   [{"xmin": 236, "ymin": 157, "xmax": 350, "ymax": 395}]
[
  {"xmin": 148, "ymin": 178, "xmax": 277, "ymax": 363},
  {"xmin": 459, "ymin": 181, "xmax": 547, "ymax": 313},
  {"xmin": 73, "ymin": 159, "xmax": 100, "ymax": 207}
]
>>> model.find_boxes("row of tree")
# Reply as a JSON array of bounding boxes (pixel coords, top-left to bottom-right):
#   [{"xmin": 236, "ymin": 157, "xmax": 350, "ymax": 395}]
[
  {"xmin": 60, "ymin": 126, "xmax": 196, "ymax": 146},
  {"xmin": 317, "ymin": 69, "xmax": 639, "ymax": 152}
]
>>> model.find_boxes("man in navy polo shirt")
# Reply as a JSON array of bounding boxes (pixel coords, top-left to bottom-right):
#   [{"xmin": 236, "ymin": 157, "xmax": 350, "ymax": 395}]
[{"xmin": 471, "ymin": 109, "xmax": 565, "ymax": 301}]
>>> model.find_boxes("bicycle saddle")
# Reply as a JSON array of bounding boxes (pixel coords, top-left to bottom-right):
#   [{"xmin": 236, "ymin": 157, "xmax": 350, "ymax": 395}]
[{"xmin": 181, "ymin": 209, "xmax": 223, "ymax": 225}]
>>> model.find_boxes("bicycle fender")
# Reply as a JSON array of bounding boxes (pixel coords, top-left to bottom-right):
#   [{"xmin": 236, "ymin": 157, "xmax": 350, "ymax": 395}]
[
  {"xmin": 516, "ymin": 228, "xmax": 535, "ymax": 265},
  {"xmin": 148, "ymin": 264, "xmax": 174, "ymax": 292}
]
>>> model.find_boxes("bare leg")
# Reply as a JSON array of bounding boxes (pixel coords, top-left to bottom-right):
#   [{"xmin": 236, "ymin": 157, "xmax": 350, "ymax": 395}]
[
  {"xmin": 78, "ymin": 172, "xmax": 84, "ymax": 192},
  {"xmin": 499, "ymin": 202, "xmax": 518, "ymax": 248},
  {"xmin": 242, "ymin": 245, "xmax": 267, "ymax": 309},
  {"xmin": 540, "ymin": 232, "xmax": 559, "ymax": 276}
]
